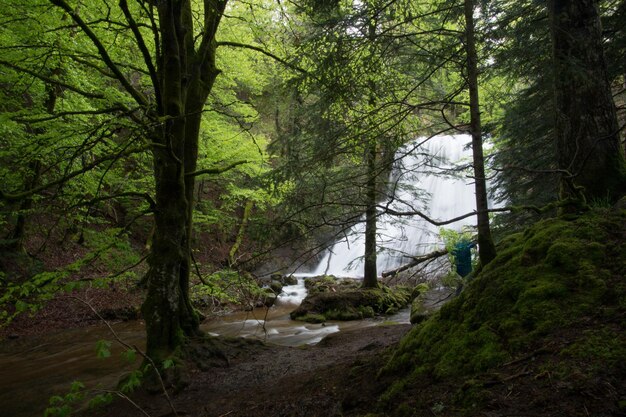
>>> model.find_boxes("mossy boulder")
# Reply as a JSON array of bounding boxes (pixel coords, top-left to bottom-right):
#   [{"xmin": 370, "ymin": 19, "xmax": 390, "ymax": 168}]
[
  {"xmin": 303, "ymin": 275, "xmax": 359, "ymax": 294},
  {"xmin": 282, "ymin": 275, "xmax": 298, "ymax": 285},
  {"xmin": 269, "ymin": 280, "xmax": 283, "ymax": 295},
  {"xmin": 384, "ymin": 209, "xmax": 626, "ymax": 385},
  {"xmin": 290, "ymin": 285, "xmax": 412, "ymax": 323}
]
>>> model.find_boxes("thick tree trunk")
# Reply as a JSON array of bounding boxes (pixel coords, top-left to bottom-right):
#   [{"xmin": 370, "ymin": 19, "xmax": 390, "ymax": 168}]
[
  {"xmin": 464, "ymin": 0, "xmax": 497, "ymax": 265},
  {"xmin": 550, "ymin": 0, "xmax": 626, "ymax": 203},
  {"xmin": 142, "ymin": 149, "xmax": 195, "ymax": 361},
  {"xmin": 141, "ymin": 0, "xmax": 226, "ymax": 362},
  {"xmin": 181, "ymin": 40, "xmax": 221, "ymax": 319},
  {"xmin": 142, "ymin": 1, "xmax": 197, "ymax": 362},
  {"xmin": 362, "ymin": 138, "xmax": 378, "ymax": 288}
]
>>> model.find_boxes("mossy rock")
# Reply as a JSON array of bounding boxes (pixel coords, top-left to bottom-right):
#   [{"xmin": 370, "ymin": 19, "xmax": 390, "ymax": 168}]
[
  {"xmin": 384, "ymin": 209, "xmax": 626, "ymax": 389},
  {"xmin": 269, "ymin": 280, "xmax": 283, "ymax": 295},
  {"xmin": 290, "ymin": 285, "xmax": 412, "ymax": 322},
  {"xmin": 282, "ymin": 275, "xmax": 298, "ymax": 285}
]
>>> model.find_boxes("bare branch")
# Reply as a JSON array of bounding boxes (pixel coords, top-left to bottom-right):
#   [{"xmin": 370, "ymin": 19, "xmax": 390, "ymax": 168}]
[
  {"xmin": 119, "ymin": 0, "xmax": 161, "ymax": 113},
  {"xmin": 69, "ymin": 192, "xmax": 156, "ymax": 211},
  {"xmin": 0, "ymin": 146, "xmax": 149, "ymax": 202},
  {"xmin": 0, "ymin": 59, "xmax": 104, "ymax": 99},
  {"xmin": 217, "ymin": 41, "xmax": 307, "ymax": 74},
  {"xmin": 382, "ymin": 249, "xmax": 448, "ymax": 278},
  {"xmin": 185, "ymin": 160, "xmax": 249, "ymax": 178}
]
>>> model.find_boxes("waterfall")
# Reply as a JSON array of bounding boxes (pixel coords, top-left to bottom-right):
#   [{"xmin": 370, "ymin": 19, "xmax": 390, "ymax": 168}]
[{"xmin": 309, "ymin": 134, "xmax": 478, "ymax": 278}]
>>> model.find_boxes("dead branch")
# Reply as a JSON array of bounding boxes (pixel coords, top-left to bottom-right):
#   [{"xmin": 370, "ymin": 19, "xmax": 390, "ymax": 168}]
[{"xmin": 382, "ymin": 248, "xmax": 449, "ymax": 278}]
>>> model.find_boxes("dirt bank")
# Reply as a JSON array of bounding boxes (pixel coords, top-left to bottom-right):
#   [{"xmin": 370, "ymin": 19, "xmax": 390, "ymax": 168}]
[{"xmin": 86, "ymin": 323, "xmax": 411, "ymax": 417}]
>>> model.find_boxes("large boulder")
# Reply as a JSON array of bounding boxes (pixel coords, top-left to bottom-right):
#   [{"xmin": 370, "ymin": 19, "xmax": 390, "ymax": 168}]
[{"xmin": 290, "ymin": 285, "xmax": 412, "ymax": 323}]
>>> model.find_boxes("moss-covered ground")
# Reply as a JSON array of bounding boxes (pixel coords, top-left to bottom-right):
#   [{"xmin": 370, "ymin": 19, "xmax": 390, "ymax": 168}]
[{"xmin": 378, "ymin": 208, "xmax": 626, "ymax": 416}]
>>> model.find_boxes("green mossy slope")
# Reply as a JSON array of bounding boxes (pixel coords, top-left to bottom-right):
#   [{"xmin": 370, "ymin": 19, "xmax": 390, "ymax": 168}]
[{"xmin": 383, "ymin": 208, "xmax": 626, "ymax": 398}]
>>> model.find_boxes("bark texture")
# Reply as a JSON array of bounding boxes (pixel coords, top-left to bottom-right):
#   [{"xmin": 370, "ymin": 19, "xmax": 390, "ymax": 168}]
[
  {"xmin": 550, "ymin": 0, "xmax": 626, "ymax": 203},
  {"xmin": 141, "ymin": 0, "xmax": 226, "ymax": 361},
  {"xmin": 362, "ymin": 138, "xmax": 378, "ymax": 288},
  {"xmin": 464, "ymin": 0, "xmax": 497, "ymax": 265}
]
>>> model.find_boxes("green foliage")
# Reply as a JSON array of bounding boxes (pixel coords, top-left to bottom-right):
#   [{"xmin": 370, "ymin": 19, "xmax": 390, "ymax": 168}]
[
  {"xmin": 383, "ymin": 209, "xmax": 626, "ymax": 398},
  {"xmin": 0, "ymin": 230, "xmax": 141, "ymax": 327},
  {"xmin": 121, "ymin": 348, "xmax": 137, "ymax": 364},
  {"xmin": 119, "ymin": 369, "xmax": 143, "ymax": 394},
  {"xmin": 190, "ymin": 269, "xmax": 264, "ymax": 308},
  {"xmin": 162, "ymin": 358, "xmax": 174, "ymax": 370},
  {"xmin": 87, "ymin": 393, "xmax": 113, "ymax": 410},
  {"xmin": 95, "ymin": 340, "xmax": 112, "ymax": 359},
  {"xmin": 44, "ymin": 381, "xmax": 85, "ymax": 417}
]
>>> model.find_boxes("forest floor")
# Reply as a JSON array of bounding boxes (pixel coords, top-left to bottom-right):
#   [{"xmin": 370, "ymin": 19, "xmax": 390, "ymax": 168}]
[
  {"xmin": 83, "ymin": 315, "xmax": 625, "ymax": 417},
  {"xmin": 85, "ymin": 323, "xmax": 411, "ymax": 417}
]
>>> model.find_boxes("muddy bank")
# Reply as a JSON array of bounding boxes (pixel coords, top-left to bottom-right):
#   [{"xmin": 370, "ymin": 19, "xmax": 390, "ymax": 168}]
[{"xmin": 85, "ymin": 324, "xmax": 412, "ymax": 417}]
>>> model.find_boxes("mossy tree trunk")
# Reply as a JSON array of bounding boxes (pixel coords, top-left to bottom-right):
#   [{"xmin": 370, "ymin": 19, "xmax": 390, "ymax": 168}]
[
  {"xmin": 46, "ymin": 0, "xmax": 227, "ymax": 363},
  {"xmin": 463, "ymin": 0, "xmax": 497, "ymax": 266},
  {"xmin": 141, "ymin": 0, "xmax": 226, "ymax": 363},
  {"xmin": 549, "ymin": 0, "xmax": 626, "ymax": 204}
]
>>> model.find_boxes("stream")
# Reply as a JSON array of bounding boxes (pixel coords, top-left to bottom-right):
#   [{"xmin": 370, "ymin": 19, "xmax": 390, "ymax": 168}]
[{"xmin": 0, "ymin": 278, "xmax": 409, "ymax": 417}]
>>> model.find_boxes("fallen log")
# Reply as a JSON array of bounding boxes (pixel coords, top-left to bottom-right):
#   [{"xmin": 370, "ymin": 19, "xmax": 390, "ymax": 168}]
[{"xmin": 382, "ymin": 248, "xmax": 448, "ymax": 278}]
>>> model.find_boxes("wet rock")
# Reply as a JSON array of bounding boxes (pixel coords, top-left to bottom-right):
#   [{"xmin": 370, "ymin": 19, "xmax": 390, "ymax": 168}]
[
  {"xmin": 256, "ymin": 290, "xmax": 278, "ymax": 308},
  {"xmin": 269, "ymin": 280, "xmax": 283, "ymax": 295},
  {"xmin": 303, "ymin": 275, "xmax": 360, "ymax": 295},
  {"xmin": 291, "ymin": 286, "xmax": 411, "ymax": 322},
  {"xmin": 269, "ymin": 273, "xmax": 284, "ymax": 283},
  {"xmin": 282, "ymin": 275, "xmax": 298, "ymax": 285}
]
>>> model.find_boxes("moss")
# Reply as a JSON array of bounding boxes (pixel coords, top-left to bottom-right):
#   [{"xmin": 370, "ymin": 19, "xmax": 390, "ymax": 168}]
[
  {"xmin": 560, "ymin": 327, "xmax": 626, "ymax": 372},
  {"xmin": 290, "ymin": 285, "xmax": 412, "ymax": 322},
  {"xmin": 296, "ymin": 313, "xmax": 326, "ymax": 323},
  {"xmin": 383, "ymin": 209, "xmax": 626, "ymax": 399},
  {"xmin": 325, "ymin": 307, "xmax": 362, "ymax": 321}
]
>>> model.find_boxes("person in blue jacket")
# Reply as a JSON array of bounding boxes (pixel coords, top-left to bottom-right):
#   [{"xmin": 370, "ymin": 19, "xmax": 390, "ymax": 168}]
[
  {"xmin": 452, "ymin": 238, "xmax": 475, "ymax": 277},
  {"xmin": 452, "ymin": 238, "xmax": 476, "ymax": 295}
]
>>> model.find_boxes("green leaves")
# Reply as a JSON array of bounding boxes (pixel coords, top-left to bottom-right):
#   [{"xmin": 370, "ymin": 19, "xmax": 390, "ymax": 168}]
[
  {"xmin": 95, "ymin": 340, "xmax": 112, "ymax": 359},
  {"xmin": 44, "ymin": 380, "xmax": 85, "ymax": 417},
  {"xmin": 119, "ymin": 369, "xmax": 143, "ymax": 393},
  {"xmin": 121, "ymin": 348, "xmax": 137, "ymax": 364}
]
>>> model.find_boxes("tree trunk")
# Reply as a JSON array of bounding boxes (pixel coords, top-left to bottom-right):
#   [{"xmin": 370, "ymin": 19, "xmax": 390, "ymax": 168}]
[
  {"xmin": 362, "ymin": 11, "xmax": 379, "ymax": 288},
  {"xmin": 141, "ymin": 0, "xmax": 226, "ymax": 362},
  {"xmin": 142, "ymin": 149, "xmax": 196, "ymax": 361},
  {"xmin": 463, "ymin": 0, "xmax": 497, "ymax": 265},
  {"xmin": 362, "ymin": 137, "xmax": 378, "ymax": 288},
  {"xmin": 550, "ymin": 0, "xmax": 626, "ymax": 203},
  {"xmin": 9, "ymin": 161, "xmax": 41, "ymax": 253}
]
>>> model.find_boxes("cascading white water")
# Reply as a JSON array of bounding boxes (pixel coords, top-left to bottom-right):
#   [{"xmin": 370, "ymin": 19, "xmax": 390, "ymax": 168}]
[{"xmin": 309, "ymin": 134, "xmax": 478, "ymax": 277}]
